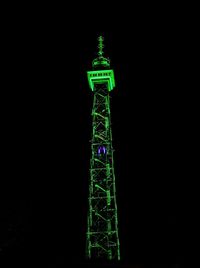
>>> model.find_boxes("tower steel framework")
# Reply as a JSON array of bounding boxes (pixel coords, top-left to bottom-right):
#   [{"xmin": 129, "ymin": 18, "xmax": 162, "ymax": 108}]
[{"xmin": 86, "ymin": 36, "xmax": 120, "ymax": 260}]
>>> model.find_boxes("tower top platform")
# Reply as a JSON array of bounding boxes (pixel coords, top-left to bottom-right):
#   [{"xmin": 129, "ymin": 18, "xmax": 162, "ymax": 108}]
[{"xmin": 87, "ymin": 69, "xmax": 115, "ymax": 91}]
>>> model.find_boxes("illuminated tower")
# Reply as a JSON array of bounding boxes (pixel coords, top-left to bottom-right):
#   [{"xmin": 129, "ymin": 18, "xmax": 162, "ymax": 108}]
[{"xmin": 86, "ymin": 36, "xmax": 120, "ymax": 260}]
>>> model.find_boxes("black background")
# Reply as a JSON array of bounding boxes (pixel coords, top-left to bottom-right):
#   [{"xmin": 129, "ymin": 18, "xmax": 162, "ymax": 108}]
[{"xmin": 0, "ymin": 3, "xmax": 193, "ymax": 268}]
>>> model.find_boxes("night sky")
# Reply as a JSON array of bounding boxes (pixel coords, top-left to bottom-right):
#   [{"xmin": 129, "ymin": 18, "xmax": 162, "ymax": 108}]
[{"xmin": 1, "ymin": 5, "xmax": 191, "ymax": 268}]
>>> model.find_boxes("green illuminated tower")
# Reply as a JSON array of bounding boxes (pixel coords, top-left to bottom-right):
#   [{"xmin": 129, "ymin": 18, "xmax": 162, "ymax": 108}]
[{"xmin": 86, "ymin": 36, "xmax": 120, "ymax": 260}]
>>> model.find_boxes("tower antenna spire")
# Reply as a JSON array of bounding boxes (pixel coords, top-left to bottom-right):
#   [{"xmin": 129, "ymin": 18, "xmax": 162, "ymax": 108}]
[
  {"xmin": 92, "ymin": 35, "xmax": 110, "ymax": 69},
  {"xmin": 97, "ymin": 36, "xmax": 104, "ymax": 57}
]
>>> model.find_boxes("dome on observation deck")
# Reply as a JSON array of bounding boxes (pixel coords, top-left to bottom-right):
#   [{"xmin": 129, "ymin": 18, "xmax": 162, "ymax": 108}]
[{"xmin": 92, "ymin": 56, "xmax": 110, "ymax": 69}]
